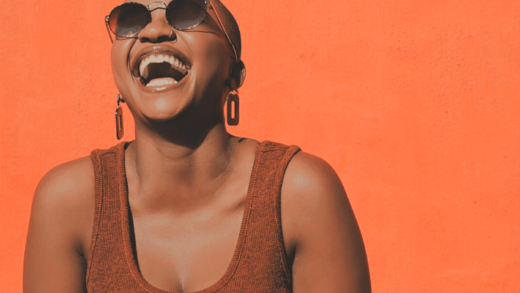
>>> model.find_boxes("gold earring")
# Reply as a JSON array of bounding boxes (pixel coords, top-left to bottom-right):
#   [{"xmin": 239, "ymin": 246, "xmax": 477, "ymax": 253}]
[{"xmin": 115, "ymin": 94, "xmax": 125, "ymax": 140}]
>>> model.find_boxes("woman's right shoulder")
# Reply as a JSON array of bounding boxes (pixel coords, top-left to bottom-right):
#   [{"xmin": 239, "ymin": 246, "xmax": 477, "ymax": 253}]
[
  {"xmin": 25, "ymin": 156, "xmax": 97, "ymax": 290},
  {"xmin": 34, "ymin": 156, "xmax": 95, "ymax": 207},
  {"xmin": 30, "ymin": 155, "xmax": 96, "ymax": 252}
]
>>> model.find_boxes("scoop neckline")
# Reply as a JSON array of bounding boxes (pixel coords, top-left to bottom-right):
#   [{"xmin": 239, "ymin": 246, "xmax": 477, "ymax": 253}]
[{"xmin": 115, "ymin": 140, "xmax": 265, "ymax": 293}]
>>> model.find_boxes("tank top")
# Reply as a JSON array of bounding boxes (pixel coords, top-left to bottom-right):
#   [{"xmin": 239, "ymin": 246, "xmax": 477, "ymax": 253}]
[{"xmin": 86, "ymin": 140, "xmax": 301, "ymax": 292}]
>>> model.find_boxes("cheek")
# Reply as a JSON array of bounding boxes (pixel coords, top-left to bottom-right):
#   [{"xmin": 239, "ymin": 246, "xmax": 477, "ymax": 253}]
[
  {"xmin": 187, "ymin": 33, "xmax": 231, "ymax": 70},
  {"xmin": 111, "ymin": 40, "xmax": 136, "ymax": 83},
  {"xmin": 205, "ymin": 39, "xmax": 231, "ymax": 69}
]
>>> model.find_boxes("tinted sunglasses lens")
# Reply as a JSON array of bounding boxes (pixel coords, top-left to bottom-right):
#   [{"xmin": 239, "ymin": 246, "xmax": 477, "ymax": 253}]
[
  {"xmin": 166, "ymin": 0, "xmax": 206, "ymax": 30},
  {"xmin": 109, "ymin": 3, "xmax": 150, "ymax": 37}
]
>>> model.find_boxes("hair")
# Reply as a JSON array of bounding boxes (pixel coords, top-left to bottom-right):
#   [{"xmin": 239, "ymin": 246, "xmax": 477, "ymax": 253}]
[{"xmin": 212, "ymin": 0, "xmax": 242, "ymax": 60}]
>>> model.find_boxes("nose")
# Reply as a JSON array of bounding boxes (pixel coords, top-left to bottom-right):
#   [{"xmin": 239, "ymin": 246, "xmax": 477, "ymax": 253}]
[{"xmin": 138, "ymin": 9, "xmax": 176, "ymax": 43}]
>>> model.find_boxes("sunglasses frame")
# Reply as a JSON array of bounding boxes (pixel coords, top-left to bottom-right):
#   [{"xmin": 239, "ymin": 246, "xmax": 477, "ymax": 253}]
[{"xmin": 105, "ymin": 0, "xmax": 238, "ymax": 61}]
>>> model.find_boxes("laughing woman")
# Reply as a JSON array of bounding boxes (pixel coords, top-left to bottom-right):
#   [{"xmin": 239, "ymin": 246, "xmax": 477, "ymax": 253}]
[{"xmin": 23, "ymin": 0, "xmax": 371, "ymax": 292}]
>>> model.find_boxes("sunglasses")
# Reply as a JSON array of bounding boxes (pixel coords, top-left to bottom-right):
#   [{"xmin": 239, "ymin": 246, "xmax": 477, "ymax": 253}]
[{"xmin": 105, "ymin": 0, "xmax": 238, "ymax": 60}]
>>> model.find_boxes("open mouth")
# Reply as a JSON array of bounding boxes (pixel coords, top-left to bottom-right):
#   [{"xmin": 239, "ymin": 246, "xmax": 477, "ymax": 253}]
[{"xmin": 134, "ymin": 51, "xmax": 190, "ymax": 87}]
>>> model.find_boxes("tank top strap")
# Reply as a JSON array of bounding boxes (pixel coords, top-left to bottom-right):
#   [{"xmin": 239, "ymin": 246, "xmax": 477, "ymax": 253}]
[
  {"xmin": 230, "ymin": 140, "xmax": 300, "ymax": 290},
  {"xmin": 86, "ymin": 142, "xmax": 132, "ymax": 288}
]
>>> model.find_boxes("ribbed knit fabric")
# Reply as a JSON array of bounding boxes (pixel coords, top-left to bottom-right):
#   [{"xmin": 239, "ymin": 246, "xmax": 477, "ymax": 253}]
[{"xmin": 86, "ymin": 141, "xmax": 300, "ymax": 293}]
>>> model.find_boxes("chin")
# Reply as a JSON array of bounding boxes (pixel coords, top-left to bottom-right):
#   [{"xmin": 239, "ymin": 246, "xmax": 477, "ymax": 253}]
[{"xmin": 137, "ymin": 96, "xmax": 192, "ymax": 123}]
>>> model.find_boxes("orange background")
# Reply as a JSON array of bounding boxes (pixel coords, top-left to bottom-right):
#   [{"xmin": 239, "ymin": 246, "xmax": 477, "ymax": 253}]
[{"xmin": 1, "ymin": 0, "xmax": 519, "ymax": 292}]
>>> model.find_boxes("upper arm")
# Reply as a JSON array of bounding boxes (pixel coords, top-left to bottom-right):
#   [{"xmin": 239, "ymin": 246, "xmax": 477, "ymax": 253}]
[
  {"xmin": 281, "ymin": 152, "xmax": 371, "ymax": 293},
  {"xmin": 23, "ymin": 156, "xmax": 95, "ymax": 293}
]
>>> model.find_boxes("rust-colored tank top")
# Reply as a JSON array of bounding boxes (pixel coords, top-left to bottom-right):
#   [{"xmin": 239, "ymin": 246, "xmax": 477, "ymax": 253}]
[{"xmin": 86, "ymin": 141, "xmax": 300, "ymax": 292}]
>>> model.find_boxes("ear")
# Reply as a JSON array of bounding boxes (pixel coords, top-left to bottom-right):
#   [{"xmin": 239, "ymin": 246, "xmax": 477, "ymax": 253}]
[{"xmin": 228, "ymin": 61, "xmax": 246, "ymax": 91}]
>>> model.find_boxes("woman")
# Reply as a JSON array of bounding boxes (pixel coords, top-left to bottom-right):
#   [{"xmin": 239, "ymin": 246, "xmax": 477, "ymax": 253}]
[{"xmin": 23, "ymin": 0, "xmax": 371, "ymax": 292}]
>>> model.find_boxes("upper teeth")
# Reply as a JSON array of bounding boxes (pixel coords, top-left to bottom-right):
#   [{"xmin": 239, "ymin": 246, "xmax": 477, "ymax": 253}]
[{"xmin": 139, "ymin": 53, "xmax": 188, "ymax": 77}]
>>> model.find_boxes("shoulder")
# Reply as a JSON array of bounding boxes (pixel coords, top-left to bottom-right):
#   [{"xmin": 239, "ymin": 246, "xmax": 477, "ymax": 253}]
[
  {"xmin": 34, "ymin": 156, "xmax": 95, "ymax": 209},
  {"xmin": 281, "ymin": 151, "xmax": 371, "ymax": 291},
  {"xmin": 281, "ymin": 150, "xmax": 353, "ymax": 249},
  {"xmin": 25, "ymin": 156, "xmax": 96, "ymax": 291},
  {"xmin": 282, "ymin": 151, "xmax": 348, "ymax": 214},
  {"xmin": 31, "ymin": 156, "xmax": 95, "ymax": 251}
]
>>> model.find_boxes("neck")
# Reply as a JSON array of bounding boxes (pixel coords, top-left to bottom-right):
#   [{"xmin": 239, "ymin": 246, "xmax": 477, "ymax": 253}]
[{"xmin": 125, "ymin": 120, "xmax": 238, "ymax": 214}]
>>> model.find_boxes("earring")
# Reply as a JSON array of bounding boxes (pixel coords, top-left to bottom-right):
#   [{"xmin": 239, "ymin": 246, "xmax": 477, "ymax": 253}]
[
  {"xmin": 115, "ymin": 94, "xmax": 125, "ymax": 140},
  {"xmin": 226, "ymin": 91, "xmax": 239, "ymax": 126}
]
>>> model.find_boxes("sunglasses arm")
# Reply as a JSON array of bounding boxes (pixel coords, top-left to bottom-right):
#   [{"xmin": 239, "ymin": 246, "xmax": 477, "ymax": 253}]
[
  {"xmin": 105, "ymin": 16, "xmax": 114, "ymax": 43},
  {"xmin": 206, "ymin": 0, "xmax": 238, "ymax": 61}
]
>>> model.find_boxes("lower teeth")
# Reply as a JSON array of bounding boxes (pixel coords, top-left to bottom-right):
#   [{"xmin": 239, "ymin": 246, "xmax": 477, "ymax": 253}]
[{"xmin": 146, "ymin": 77, "xmax": 177, "ymax": 87}]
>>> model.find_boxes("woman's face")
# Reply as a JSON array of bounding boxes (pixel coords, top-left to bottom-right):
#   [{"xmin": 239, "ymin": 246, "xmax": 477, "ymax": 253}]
[{"xmin": 111, "ymin": 0, "xmax": 234, "ymax": 123}]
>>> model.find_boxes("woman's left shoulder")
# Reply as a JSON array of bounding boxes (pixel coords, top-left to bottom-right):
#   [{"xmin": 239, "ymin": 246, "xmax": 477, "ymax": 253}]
[
  {"xmin": 281, "ymin": 150, "xmax": 371, "ymax": 292},
  {"xmin": 283, "ymin": 150, "xmax": 347, "ymax": 203},
  {"xmin": 281, "ymin": 150, "xmax": 354, "ymax": 241}
]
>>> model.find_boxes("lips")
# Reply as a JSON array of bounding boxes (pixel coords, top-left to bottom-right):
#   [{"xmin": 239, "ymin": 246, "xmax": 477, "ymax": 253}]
[{"xmin": 131, "ymin": 48, "xmax": 192, "ymax": 87}]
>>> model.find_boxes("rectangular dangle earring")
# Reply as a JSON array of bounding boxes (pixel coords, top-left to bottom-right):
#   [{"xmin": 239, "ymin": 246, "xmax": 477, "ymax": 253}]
[
  {"xmin": 226, "ymin": 91, "xmax": 239, "ymax": 126},
  {"xmin": 115, "ymin": 94, "xmax": 125, "ymax": 140}
]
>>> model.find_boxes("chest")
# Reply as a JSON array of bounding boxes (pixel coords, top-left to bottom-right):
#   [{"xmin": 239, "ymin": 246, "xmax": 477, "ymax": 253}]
[{"xmin": 130, "ymin": 208, "xmax": 244, "ymax": 292}]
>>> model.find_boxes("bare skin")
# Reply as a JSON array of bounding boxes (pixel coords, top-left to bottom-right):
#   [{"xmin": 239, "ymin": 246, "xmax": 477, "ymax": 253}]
[{"xmin": 23, "ymin": 0, "xmax": 371, "ymax": 292}]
